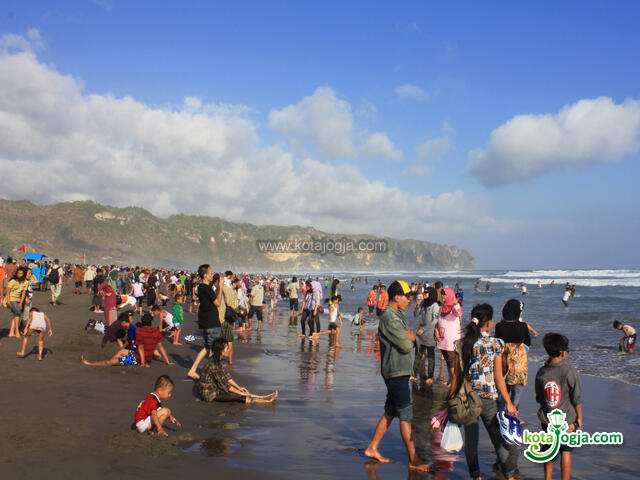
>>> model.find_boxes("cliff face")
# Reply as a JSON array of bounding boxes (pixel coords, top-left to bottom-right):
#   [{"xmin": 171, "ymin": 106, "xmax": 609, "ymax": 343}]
[{"xmin": 0, "ymin": 199, "xmax": 475, "ymax": 271}]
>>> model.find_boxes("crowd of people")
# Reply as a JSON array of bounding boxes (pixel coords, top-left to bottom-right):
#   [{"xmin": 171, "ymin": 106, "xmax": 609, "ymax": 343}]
[{"xmin": 1, "ymin": 255, "xmax": 635, "ymax": 480}]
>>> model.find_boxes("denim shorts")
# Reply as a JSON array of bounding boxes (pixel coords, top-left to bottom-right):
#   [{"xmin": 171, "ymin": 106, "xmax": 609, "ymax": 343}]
[
  {"xmin": 203, "ymin": 327, "xmax": 222, "ymax": 350},
  {"xmin": 9, "ymin": 301, "xmax": 22, "ymax": 316},
  {"xmin": 383, "ymin": 375, "xmax": 413, "ymax": 422}
]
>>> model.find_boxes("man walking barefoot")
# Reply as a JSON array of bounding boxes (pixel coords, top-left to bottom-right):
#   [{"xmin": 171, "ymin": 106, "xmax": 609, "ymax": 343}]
[{"xmin": 365, "ymin": 280, "xmax": 430, "ymax": 473}]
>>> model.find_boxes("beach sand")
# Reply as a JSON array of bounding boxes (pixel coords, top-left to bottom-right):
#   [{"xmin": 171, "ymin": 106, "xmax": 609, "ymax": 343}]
[{"xmin": 1, "ymin": 289, "xmax": 638, "ymax": 479}]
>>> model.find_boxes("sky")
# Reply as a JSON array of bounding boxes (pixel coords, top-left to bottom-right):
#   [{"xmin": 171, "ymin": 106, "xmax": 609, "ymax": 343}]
[{"xmin": 1, "ymin": 1, "xmax": 639, "ymax": 269}]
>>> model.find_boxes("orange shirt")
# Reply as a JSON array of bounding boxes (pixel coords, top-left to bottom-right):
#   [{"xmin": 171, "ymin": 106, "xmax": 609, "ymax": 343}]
[
  {"xmin": 377, "ymin": 291, "xmax": 388, "ymax": 310},
  {"xmin": 366, "ymin": 290, "xmax": 376, "ymax": 306}
]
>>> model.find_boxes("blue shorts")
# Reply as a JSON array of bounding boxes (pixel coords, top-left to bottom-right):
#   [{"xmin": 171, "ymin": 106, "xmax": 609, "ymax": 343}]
[
  {"xmin": 118, "ymin": 351, "xmax": 138, "ymax": 366},
  {"xmin": 383, "ymin": 375, "xmax": 413, "ymax": 422},
  {"xmin": 203, "ymin": 327, "xmax": 222, "ymax": 351},
  {"xmin": 10, "ymin": 301, "xmax": 22, "ymax": 316}
]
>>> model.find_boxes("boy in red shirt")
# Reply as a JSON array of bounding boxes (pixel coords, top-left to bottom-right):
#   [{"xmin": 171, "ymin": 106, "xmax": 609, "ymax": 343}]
[
  {"xmin": 134, "ymin": 375, "xmax": 181, "ymax": 436},
  {"xmin": 81, "ymin": 313, "xmax": 174, "ymax": 367}
]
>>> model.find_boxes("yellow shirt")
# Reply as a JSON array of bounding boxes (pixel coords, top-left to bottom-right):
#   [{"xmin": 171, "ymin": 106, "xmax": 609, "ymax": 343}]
[{"xmin": 7, "ymin": 279, "xmax": 27, "ymax": 302}]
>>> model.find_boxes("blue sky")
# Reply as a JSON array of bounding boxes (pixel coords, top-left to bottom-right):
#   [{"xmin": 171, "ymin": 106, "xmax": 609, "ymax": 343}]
[{"xmin": 1, "ymin": 1, "xmax": 639, "ymax": 268}]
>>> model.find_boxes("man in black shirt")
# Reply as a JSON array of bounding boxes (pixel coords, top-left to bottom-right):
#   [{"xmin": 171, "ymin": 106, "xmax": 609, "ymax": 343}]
[{"xmin": 187, "ymin": 264, "xmax": 222, "ymax": 380}]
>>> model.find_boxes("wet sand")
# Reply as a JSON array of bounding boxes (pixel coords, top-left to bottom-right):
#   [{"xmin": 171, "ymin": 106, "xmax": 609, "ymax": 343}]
[{"xmin": 1, "ymin": 288, "xmax": 639, "ymax": 479}]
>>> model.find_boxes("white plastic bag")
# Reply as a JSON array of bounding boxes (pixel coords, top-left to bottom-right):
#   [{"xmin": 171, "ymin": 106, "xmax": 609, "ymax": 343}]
[{"xmin": 441, "ymin": 421, "xmax": 464, "ymax": 452}]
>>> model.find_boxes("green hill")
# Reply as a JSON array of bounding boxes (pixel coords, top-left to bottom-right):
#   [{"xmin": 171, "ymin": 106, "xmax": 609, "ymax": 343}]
[{"xmin": 0, "ymin": 198, "xmax": 475, "ymax": 271}]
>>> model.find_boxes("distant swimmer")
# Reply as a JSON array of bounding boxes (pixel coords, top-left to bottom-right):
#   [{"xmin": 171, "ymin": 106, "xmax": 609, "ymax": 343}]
[
  {"xmin": 613, "ymin": 321, "xmax": 636, "ymax": 353},
  {"xmin": 537, "ymin": 280, "xmax": 542, "ymax": 288},
  {"xmin": 562, "ymin": 286, "xmax": 572, "ymax": 307},
  {"xmin": 550, "ymin": 280, "xmax": 555, "ymax": 288},
  {"xmin": 474, "ymin": 281, "xmax": 481, "ymax": 292},
  {"xmin": 485, "ymin": 281, "xmax": 491, "ymax": 292},
  {"xmin": 521, "ymin": 284, "xmax": 528, "ymax": 296}
]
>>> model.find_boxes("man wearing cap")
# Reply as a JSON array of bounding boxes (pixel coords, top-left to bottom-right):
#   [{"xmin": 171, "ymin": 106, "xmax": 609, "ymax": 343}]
[{"xmin": 365, "ymin": 280, "xmax": 430, "ymax": 473}]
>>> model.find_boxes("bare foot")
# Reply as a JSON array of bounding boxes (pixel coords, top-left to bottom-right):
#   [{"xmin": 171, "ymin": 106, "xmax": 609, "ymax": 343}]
[
  {"xmin": 409, "ymin": 462, "xmax": 431, "ymax": 472},
  {"xmin": 187, "ymin": 372, "xmax": 200, "ymax": 380},
  {"xmin": 16, "ymin": 351, "xmax": 24, "ymax": 357},
  {"xmin": 173, "ymin": 342, "xmax": 183, "ymax": 346},
  {"xmin": 38, "ymin": 357, "xmax": 42, "ymax": 361},
  {"xmin": 364, "ymin": 447, "xmax": 392, "ymax": 463},
  {"xmin": 80, "ymin": 355, "xmax": 91, "ymax": 366}
]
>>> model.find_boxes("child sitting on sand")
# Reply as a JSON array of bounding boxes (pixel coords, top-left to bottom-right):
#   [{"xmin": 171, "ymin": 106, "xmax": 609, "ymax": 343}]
[
  {"xmin": 534, "ymin": 333, "xmax": 583, "ymax": 480},
  {"xmin": 17, "ymin": 307, "xmax": 52, "ymax": 361},
  {"xmin": 613, "ymin": 320, "xmax": 636, "ymax": 353},
  {"xmin": 198, "ymin": 338, "xmax": 277, "ymax": 404},
  {"xmin": 134, "ymin": 375, "xmax": 181, "ymax": 436}
]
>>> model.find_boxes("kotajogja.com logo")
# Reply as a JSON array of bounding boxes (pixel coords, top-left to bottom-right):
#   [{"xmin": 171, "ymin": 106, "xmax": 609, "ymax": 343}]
[{"xmin": 523, "ymin": 409, "xmax": 624, "ymax": 463}]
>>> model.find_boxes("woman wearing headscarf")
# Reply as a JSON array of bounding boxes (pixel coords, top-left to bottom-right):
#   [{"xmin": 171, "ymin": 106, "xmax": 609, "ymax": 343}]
[
  {"xmin": 412, "ymin": 286, "xmax": 440, "ymax": 384},
  {"xmin": 494, "ymin": 299, "xmax": 531, "ymax": 409},
  {"xmin": 436, "ymin": 287, "xmax": 462, "ymax": 386}
]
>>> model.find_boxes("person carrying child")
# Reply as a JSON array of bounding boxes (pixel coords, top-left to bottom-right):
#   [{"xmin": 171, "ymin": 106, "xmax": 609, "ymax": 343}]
[
  {"xmin": 613, "ymin": 320, "xmax": 636, "ymax": 353},
  {"xmin": 534, "ymin": 333, "xmax": 583, "ymax": 480},
  {"xmin": 17, "ymin": 307, "xmax": 52, "ymax": 360},
  {"xmin": 134, "ymin": 375, "xmax": 181, "ymax": 436}
]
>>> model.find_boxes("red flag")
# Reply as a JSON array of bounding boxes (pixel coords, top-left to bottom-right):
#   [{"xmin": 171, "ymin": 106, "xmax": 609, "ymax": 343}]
[
  {"xmin": 81, "ymin": 254, "xmax": 86, "ymax": 260},
  {"xmin": 18, "ymin": 244, "xmax": 26, "ymax": 253}
]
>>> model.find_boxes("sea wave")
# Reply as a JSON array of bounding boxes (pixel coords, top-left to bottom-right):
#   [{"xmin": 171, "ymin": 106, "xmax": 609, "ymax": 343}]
[
  {"xmin": 502, "ymin": 269, "xmax": 640, "ymax": 279},
  {"xmin": 479, "ymin": 276, "xmax": 640, "ymax": 288}
]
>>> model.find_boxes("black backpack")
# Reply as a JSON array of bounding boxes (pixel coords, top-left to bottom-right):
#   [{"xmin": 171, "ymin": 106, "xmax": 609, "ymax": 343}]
[{"xmin": 48, "ymin": 267, "xmax": 60, "ymax": 284}]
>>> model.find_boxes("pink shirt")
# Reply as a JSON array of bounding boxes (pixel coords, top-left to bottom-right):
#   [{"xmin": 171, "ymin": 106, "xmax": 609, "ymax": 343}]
[{"xmin": 437, "ymin": 311, "xmax": 462, "ymax": 351}]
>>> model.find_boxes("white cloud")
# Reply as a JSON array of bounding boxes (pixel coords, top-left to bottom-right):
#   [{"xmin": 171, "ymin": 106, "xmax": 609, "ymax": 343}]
[
  {"xmin": 1, "ymin": 29, "xmax": 43, "ymax": 52},
  {"xmin": 416, "ymin": 136, "xmax": 451, "ymax": 160},
  {"xmin": 360, "ymin": 132, "xmax": 402, "ymax": 160},
  {"xmin": 416, "ymin": 121, "xmax": 453, "ymax": 160},
  {"xmin": 467, "ymin": 97, "xmax": 640, "ymax": 187},
  {"xmin": 269, "ymin": 86, "xmax": 402, "ymax": 160},
  {"xmin": 395, "ymin": 84, "xmax": 430, "ymax": 101},
  {"xmin": 402, "ymin": 165, "xmax": 433, "ymax": 178},
  {"xmin": 268, "ymin": 86, "xmax": 355, "ymax": 158},
  {"xmin": 0, "ymin": 34, "xmax": 508, "ymax": 243}
]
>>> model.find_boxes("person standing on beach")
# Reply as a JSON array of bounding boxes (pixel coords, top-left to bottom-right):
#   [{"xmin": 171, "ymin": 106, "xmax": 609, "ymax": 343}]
[
  {"xmin": 287, "ymin": 276, "xmax": 299, "ymax": 324},
  {"xmin": 364, "ymin": 280, "xmax": 430, "ymax": 473},
  {"xmin": 5, "ymin": 267, "xmax": 29, "ymax": 338},
  {"xmin": 73, "ymin": 265, "xmax": 85, "ymax": 295},
  {"xmin": 376, "ymin": 285, "xmax": 388, "ymax": 317},
  {"xmin": 187, "ymin": 264, "xmax": 222, "ymax": 380},
  {"xmin": 435, "ymin": 288, "xmax": 461, "ymax": 386},
  {"xmin": 48, "ymin": 259, "xmax": 63, "ymax": 307},
  {"xmin": 535, "ymin": 333, "xmax": 582, "ymax": 480},
  {"xmin": 495, "ymin": 299, "xmax": 532, "ymax": 410},
  {"xmin": 450, "ymin": 303, "xmax": 518, "ymax": 480},
  {"xmin": 412, "ymin": 286, "xmax": 439, "ymax": 384},
  {"xmin": 366, "ymin": 285, "xmax": 378, "ymax": 316},
  {"xmin": 248, "ymin": 279, "xmax": 265, "ymax": 331}
]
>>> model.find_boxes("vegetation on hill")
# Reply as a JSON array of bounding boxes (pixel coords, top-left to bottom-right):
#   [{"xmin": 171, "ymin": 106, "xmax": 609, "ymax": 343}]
[{"xmin": 0, "ymin": 199, "xmax": 475, "ymax": 271}]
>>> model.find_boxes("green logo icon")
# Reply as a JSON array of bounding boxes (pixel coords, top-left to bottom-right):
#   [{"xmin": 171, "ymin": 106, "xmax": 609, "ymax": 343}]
[{"xmin": 523, "ymin": 409, "xmax": 623, "ymax": 463}]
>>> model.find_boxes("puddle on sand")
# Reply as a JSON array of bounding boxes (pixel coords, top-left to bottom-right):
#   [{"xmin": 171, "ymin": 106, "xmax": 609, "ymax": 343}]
[
  {"xmin": 200, "ymin": 421, "xmax": 240, "ymax": 430},
  {"xmin": 182, "ymin": 436, "xmax": 242, "ymax": 456}
]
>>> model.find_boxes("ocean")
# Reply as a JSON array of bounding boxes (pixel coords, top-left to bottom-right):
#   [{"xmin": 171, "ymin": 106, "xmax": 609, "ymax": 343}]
[
  {"xmin": 324, "ymin": 268, "xmax": 640, "ymax": 386},
  {"xmin": 186, "ymin": 268, "xmax": 640, "ymax": 478}
]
